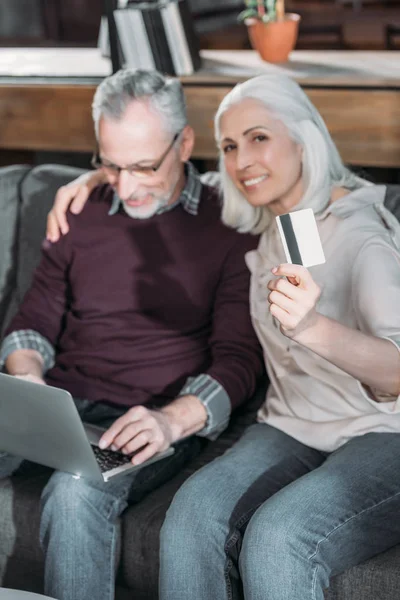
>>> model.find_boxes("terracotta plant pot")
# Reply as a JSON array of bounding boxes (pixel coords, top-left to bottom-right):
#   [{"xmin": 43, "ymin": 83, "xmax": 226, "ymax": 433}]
[{"xmin": 246, "ymin": 13, "xmax": 301, "ymax": 63}]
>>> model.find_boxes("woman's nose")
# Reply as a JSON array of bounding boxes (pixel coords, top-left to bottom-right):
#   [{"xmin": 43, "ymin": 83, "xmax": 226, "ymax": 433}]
[{"xmin": 236, "ymin": 146, "xmax": 254, "ymax": 171}]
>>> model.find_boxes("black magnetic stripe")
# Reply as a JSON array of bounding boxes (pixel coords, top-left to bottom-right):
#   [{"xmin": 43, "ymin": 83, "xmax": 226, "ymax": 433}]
[{"xmin": 279, "ymin": 213, "xmax": 303, "ymax": 265}]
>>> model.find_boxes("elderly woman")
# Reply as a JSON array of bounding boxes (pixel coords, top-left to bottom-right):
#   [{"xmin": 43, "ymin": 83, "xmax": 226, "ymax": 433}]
[
  {"xmin": 47, "ymin": 72, "xmax": 400, "ymax": 600},
  {"xmin": 157, "ymin": 73, "xmax": 400, "ymax": 600}
]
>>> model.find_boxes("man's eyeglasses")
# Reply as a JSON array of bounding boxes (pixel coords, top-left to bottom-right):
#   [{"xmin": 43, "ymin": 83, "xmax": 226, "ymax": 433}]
[{"xmin": 91, "ymin": 132, "xmax": 180, "ymax": 179}]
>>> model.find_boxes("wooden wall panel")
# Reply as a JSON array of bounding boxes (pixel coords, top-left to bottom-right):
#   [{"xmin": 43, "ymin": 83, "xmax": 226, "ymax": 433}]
[
  {"xmin": 0, "ymin": 83, "xmax": 399, "ymax": 167},
  {"xmin": 0, "ymin": 85, "xmax": 96, "ymax": 153},
  {"xmin": 306, "ymin": 89, "xmax": 400, "ymax": 168}
]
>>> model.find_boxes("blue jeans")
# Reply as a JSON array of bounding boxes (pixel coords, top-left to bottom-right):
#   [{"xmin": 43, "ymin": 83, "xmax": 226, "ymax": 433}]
[
  {"xmin": 159, "ymin": 423, "xmax": 400, "ymax": 600},
  {"xmin": 0, "ymin": 398, "xmax": 203, "ymax": 600}
]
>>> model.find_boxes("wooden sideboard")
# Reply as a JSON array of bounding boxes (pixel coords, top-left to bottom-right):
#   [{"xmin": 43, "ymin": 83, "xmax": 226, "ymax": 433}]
[{"xmin": 0, "ymin": 48, "xmax": 399, "ymax": 167}]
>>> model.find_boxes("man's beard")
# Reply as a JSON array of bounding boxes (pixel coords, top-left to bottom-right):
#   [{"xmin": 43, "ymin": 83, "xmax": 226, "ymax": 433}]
[
  {"xmin": 119, "ymin": 170, "xmax": 182, "ymax": 220},
  {"xmin": 121, "ymin": 195, "xmax": 169, "ymax": 219}
]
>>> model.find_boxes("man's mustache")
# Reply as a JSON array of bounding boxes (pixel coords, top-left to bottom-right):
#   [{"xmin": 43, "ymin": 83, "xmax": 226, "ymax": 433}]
[{"xmin": 115, "ymin": 191, "xmax": 156, "ymax": 202}]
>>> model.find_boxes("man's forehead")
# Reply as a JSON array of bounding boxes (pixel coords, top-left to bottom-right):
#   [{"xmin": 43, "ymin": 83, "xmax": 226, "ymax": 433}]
[
  {"xmin": 97, "ymin": 108, "xmax": 177, "ymax": 165},
  {"xmin": 99, "ymin": 102, "xmax": 169, "ymax": 146},
  {"xmin": 98, "ymin": 115, "xmax": 171, "ymax": 157},
  {"xmin": 122, "ymin": 98, "xmax": 160, "ymax": 122}
]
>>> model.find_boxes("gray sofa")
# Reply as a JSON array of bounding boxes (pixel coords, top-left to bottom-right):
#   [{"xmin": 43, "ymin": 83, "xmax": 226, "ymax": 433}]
[{"xmin": 0, "ymin": 163, "xmax": 399, "ymax": 600}]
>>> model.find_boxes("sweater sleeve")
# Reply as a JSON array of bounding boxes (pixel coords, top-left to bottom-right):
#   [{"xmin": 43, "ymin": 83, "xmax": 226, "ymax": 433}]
[
  {"xmin": 2, "ymin": 236, "xmax": 72, "ymax": 365},
  {"xmin": 204, "ymin": 233, "xmax": 265, "ymax": 413}
]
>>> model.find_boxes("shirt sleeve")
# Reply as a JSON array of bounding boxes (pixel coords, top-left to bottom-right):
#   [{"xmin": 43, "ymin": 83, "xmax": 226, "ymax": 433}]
[
  {"xmin": 2, "ymin": 236, "xmax": 72, "ymax": 369},
  {"xmin": 178, "ymin": 374, "xmax": 231, "ymax": 440},
  {"xmin": 352, "ymin": 238, "xmax": 400, "ymax": 406}
]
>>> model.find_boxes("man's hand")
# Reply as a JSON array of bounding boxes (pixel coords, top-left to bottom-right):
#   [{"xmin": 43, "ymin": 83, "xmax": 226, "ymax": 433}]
[
  {"xmin": 46, "ymin": 170, "xmax": 107, "ymax": 242},
  {"xmin": 267, "ymin": 264, "xmax": 321, "ymax": 340},
  {"xmin": 98, "ymin": 395, "xmax": 207, "ymax": 466},
  {"xmin": 98, "ymin": 405, "xmax": 180, "ymax": 466},
  {"xmin": 14, "ymin": 373, "xmax": 46, "ymax": 386},
  {"xmin": 6, "ymin": 349, "xmax": 45, "ymax": 383}
]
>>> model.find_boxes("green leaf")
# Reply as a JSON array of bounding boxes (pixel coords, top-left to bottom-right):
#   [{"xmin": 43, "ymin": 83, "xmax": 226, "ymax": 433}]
[
  {"xmin": 266, "ymin": 0, "xmax": 277, "ymax": 20},
  {"xmin": 238, "ymin": 8, "xmax": 259, "ymax": 22},
  {"xmin": 241, "ymin": 0, "xmax": 280, "ymax": 21}
]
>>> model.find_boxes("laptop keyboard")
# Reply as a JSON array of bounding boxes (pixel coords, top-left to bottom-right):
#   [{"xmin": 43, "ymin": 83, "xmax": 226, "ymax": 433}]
[{"xmin": 92, "ymin": 445, "xmax": 132, "ymax": 473}]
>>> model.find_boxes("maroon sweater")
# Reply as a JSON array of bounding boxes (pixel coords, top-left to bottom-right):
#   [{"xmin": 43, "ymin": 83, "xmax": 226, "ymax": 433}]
[{"xmin": 7, "ymin": 183, "xmax": 263, "ymax": 408}]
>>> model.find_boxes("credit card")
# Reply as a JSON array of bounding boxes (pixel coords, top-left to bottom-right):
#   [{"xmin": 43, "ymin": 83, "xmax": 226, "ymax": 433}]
[{"xmin": 276, "ymin": 208, "xmax": 325, "ymax": 268}]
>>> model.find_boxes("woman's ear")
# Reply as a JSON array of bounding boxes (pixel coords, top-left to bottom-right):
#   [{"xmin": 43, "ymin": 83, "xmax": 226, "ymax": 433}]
[{"xmin": 179, "ymin": 125, "xmax": 195, "ymax": 162}]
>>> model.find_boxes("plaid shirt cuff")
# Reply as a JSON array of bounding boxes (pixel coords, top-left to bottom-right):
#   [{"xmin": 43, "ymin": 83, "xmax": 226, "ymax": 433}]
[
  {"xmin": 179, "ymin": 374, "xmax": 231, "ymax": 441},
  {"xmin": 0, "ymin": 330, "xmax": 55, "ymax": 373}
]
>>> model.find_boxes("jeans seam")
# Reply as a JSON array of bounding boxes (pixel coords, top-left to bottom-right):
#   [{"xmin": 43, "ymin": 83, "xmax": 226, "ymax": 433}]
[
  {"xmin": 223, "ymin": 506, "xmax": 262, "ymax": 600},
  {"xmin": 308, "ymin": 488, "xmax": 400, "ymax": 563},
  {"xmin": 224, "ymin": 504, "xmax": 263, "ymax": 552},
  {"xmin": 105, "ymin": 493, "xmax": 128, "ymax": 521},
  {"xmin": 311, "ymin": 562, "xmax": 320, "ymax": 600},
  {"xmin": 106, "ymin": 518, "xmax": 117, "ymax": 600},
  {"xmin": 224, "ymin": 528, "xmax": 240, "ymax": 600},
  {"xmin": 224, "ymin": 557, "xmax": 234, "ymax": 600}
]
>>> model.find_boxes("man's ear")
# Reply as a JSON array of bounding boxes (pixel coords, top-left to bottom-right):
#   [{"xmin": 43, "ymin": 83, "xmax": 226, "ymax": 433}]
[{"xmin": 179, "ymin": 125, "xmax": 195, "ymax": 162}]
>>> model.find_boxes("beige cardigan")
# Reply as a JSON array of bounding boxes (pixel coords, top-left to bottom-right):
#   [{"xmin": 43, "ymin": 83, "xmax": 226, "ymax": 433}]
[{"xmin": 246, "ymin": 185, "xmax": 400, "ymax": 452}]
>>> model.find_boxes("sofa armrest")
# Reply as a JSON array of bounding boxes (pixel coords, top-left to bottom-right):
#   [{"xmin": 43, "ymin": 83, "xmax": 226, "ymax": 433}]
[
  {"xmin": 1, "ymin": 164, "xmax": 87, "ymax": 333},
  {"xmin": 0, "ymin": 165, "xmax": 31, "ymax": 336}
]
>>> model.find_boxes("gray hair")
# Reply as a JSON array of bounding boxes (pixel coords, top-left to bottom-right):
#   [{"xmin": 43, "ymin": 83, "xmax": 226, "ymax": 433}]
[
  {"xmin": 92, "ymin": 68, "xmax": 188, "ymax": 138},
  {"xmin": 214, "ymin": 74, "xmax": 370, "ymax": 234}
]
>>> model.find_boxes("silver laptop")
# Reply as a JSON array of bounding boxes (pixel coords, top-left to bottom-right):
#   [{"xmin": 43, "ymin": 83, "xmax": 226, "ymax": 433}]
[{"xmin": 0, "ymin": 373, "xmax": 174, "ymax": 482}]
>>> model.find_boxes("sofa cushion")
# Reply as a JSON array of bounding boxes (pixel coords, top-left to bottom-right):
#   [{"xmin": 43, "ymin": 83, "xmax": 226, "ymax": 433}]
[
  {"xmin": 0, "ymin": 462, "xmax": 51, "ymax": 593},
  {"xmin": 0, "ymin": 165, "xmax": 30, "ymax": 334},
  {"xmin": 2, "ymin": 164, "xmax": 86, "ymax": 332},
  {"xmin": 327, "ymin": 545, "xmax": 400, "ymax": 600}
]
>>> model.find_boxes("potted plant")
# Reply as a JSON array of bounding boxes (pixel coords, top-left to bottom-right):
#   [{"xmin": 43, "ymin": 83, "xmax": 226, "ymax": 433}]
[{"xmin": 238, "ymin": 0, "xmax": 301, "ymax": 63}]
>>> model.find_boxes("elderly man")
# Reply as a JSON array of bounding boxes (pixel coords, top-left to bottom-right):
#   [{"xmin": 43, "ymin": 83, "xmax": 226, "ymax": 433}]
[{"xmin": 0, "ymin": 68, "xmax": 263, "ymax": 600}]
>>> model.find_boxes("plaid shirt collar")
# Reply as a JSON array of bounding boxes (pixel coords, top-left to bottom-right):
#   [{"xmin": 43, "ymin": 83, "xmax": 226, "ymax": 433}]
[{"xmin": 108, "ymin": 161, "xmax": 202, "ymax": 217}]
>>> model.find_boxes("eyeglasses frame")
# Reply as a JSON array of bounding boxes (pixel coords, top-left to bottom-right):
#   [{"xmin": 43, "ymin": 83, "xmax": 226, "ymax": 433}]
[{"xmin": 91, "ymin": 131, "xmax": 181, "ymax": 178}]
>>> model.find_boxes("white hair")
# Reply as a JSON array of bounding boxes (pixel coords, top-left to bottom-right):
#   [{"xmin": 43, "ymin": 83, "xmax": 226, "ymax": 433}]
[
  {"xmin": 214, "ymin": 74, "xmax": 370, "ymax": 234},
  {"xmin": 92, "ymin": 68, "xmax": 188, "ymax": 139}
]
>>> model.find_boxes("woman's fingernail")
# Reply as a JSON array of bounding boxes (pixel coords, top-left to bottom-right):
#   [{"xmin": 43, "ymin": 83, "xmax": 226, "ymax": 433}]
[{"xmin": 272, "ymin": 267, "xmax": 278, "ymax": 274}]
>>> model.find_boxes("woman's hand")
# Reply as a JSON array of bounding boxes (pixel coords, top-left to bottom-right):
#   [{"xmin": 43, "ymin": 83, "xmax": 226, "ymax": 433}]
[
  {"xmin": 267, "ymin": 264, "xmax": 400, "ymax": 398},
  {"xmin": 267, "ymin": 263, "xmax": 321, "ymax": 340},
  {"xmin": 46, "ymin": 169, "xmax": 107, "ymax": 242}
]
